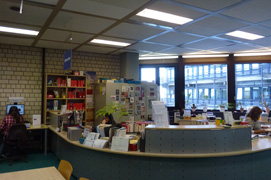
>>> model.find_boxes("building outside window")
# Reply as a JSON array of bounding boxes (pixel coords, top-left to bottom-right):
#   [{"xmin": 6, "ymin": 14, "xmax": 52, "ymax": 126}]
[
  {"xmin": 185, "ymin": 64, "xmax": 227, "ymax": 109},
  {"xmin": 235, "ymin": 63, "xmax": 271, "ymax": 110},
  {"xmin": 140, "ymin": 66, "xmax": 175, "ymax": 107}
]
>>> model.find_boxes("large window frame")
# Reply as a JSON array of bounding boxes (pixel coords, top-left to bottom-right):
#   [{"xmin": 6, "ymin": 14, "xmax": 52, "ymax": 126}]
[{"xmin": 139, "ymin": 64, "xmax": 178, "ymax": 108}]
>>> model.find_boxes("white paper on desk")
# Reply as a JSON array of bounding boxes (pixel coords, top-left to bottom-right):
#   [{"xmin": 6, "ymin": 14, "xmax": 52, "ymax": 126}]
[
  {"xmin": 83, "ymin": 139, "xmax": 95, "ymax": 147},
  {"xmin": 32, "ymin": 114, "xmax": 41, "ymax": 126},
  {"xmin": 86, "ymin": 132, "xmax": 99, "ymax": 140},
  {"xmin": 93, "ymin": 139, "xmax": 108, "ymax": 149},
  {"xmin": 111, "ymin": 136, "xmax": 129, "ymax": 152}
]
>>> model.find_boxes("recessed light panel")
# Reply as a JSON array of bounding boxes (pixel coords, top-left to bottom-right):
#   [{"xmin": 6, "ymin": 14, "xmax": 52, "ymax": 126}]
[
  {"xmin": 183, "ymin": 54, "xmax": 229, "ymax": 58},
  {"xmin": 90, "ymin": 39, "xmax": 131, "ymax": 47},
  {"xmin": 136, "ymin": 9, "xmax": 193, "ymax": 25},
  {"xmin": 0, "ymin": 26, "xmax": 39, "ymax": 36},
  {"xmin": 226, "ymin": 30, "xmax": 264, "ymax": 40}
]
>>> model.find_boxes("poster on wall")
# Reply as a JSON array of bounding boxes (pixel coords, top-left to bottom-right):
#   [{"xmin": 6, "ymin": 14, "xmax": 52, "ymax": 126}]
[{"xmin": 64, "ymin": 50, "xmax": 72, "ymax": 70}]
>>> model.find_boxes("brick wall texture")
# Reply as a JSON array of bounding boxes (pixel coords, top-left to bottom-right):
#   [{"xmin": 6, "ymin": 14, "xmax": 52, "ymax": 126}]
[{"xmin": 0, "ymin": 44, "xmax": 120, "ymax": 122}]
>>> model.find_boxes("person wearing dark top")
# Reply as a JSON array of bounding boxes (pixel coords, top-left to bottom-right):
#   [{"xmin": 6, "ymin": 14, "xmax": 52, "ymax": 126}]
[{"xmin": 0, "ymin": 106, "xmax": 24, "ymax": 156}]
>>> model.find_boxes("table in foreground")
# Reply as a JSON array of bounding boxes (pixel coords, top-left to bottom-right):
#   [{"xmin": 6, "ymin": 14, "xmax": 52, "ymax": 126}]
[{"xmin": 0, "ymin": 167, "xmax": 65, "ymax": 180}]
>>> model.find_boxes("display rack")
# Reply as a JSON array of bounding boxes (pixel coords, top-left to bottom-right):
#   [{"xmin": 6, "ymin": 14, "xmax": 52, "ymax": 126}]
[{"xmin": 43, "ymin": 73, "xmax": 87, "ymax": 125}]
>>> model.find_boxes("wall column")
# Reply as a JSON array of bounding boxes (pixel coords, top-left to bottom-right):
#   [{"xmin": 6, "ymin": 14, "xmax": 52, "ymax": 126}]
[{"xmin": 120, "ymin": 52, "xmax": 139, "ymax": 80}]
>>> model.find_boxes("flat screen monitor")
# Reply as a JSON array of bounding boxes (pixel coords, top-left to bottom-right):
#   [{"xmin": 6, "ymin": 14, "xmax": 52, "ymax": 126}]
[{"xmin": 6, "ymin": 104, "xmax": 25, "ymax": 115}]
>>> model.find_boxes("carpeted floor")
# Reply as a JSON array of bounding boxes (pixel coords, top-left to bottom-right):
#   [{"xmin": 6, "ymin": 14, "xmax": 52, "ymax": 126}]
[{"xmin": 0, "ymin": 152, "xmax": 77, "ymax": 180}]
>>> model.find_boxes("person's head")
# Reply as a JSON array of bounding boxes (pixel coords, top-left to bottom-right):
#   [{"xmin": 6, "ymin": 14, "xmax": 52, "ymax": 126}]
[
  {"xmin": 8, "ymin": 106, "xmax": 23, "ymax": 124},
  {"xmin": 246, "ymin": 106, "xmax": 262, "ymax": 121},
  {"xmin": 104, "ymin": 113, "xmax": 113, "ymax": 124}
]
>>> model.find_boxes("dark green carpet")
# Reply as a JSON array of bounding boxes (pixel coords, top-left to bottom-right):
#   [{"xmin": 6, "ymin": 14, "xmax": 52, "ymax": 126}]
[{"xmin": 0, "ymin": 152, "xmax": 76, "ymax": 180}]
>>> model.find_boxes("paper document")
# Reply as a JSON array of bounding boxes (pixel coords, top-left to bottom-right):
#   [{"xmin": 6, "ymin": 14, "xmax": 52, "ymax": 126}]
[
  {"xmin": 111, "ymin": 136, "xmax": 129, "ymax": 152},
  {"xmin": 32, "ymin": 114, "xmax": 41, "ymax": 126},
  {"xmin": 93, "ymin": 139, "xmax": 108, "ymax": 149}
]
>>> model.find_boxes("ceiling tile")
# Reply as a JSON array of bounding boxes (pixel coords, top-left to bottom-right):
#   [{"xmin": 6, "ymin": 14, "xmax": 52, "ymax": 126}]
[
  {"xmin": 50, "ymin": 12, "xmax": 116, "ymax": 33},
  {"xmin": 36, "ymin": 40, "xmax": 78, "ymax": 50},
  {"xmin": 104, "ymin": 22, "xmax": 165, "ymax": 40},
  {"xmin": 126, "ymin": 42, "xmax": 170, "ymax": 51},
  {"xmin": 252, "ymin": 36, "xmax": 271, "ymax": 47},
  {"xmin": 63, "ymin": 0, "xmax": 150, "ymax": 19},
  {"xmin": 77, "ymin": 45, "xmax": 118, "ymax": 54},
  {"xmin": 260, "ymin": 20, "xmax": 271, "ymax": 28},
  {"xmin": 173, "ymin": 0, "xmax": 243, "ymax": 11},
  {"xmin": 146, "ymin": 31, "xmax": 203, "ymax": 46},
  {"xmin": 158, "ymin": 47, "xmax": 198, "ymax": 55},
  {"xmin": 177, "ymin": 16, "xmax": 247, "ymax": 36},
  {"xmin": 221, "ymin": 0, "xmax": 271, "ymax": 23},
  {"xmin": 41, "ymin": 29, "xmax": 93, "ymax": 44},
  {"xmin": 212, "ymin": 43, "xmax": 261, "ymax": 53},
  {"xmin": 126, "ymin": 42, "xmax": 172, "ymax": 52},
  {"xmin": 31, "ymin": 0, "xmax": 59, "ymax": 5},
  {"xmin": 183, "ymin": 38, "xmax": 233, "ymax": 50},
  {"xmin": 0, "ymin": 35, "xmax": 34, "ymax": 46},
  {"xmin": 0, "ymin": 1, "xmax": 52, "ymax": 26},
  {"xmin": 239, "ymin": 25, "xmax": 271, "ymax": 37}
]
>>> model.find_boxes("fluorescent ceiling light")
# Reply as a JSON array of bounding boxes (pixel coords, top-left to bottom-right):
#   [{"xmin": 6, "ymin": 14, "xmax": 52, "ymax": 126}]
[
  {"xmin": 234, "ymin": 52, "xmax": 271, "ymax": 57},
  {"xmin": 226, "ymin": 30, "xmax": 264, "ymax": 40},
  {"xmin": 139, "ymin": 56, "xmax": 178, "ymax": 60},
  {"xmin": 0, "ymin": 26, "xmax": 39, "ymax": 36},
  {"xmin": 90, "ymin": 39, "xmax": 130, "ymax": 47},
  {"xmin": 183, "ymin": 54, "xmax": 229, "ymax": 58},
  {"xmin": 136, "ymin": 9, "xmax": 193, "ymax": 25}
]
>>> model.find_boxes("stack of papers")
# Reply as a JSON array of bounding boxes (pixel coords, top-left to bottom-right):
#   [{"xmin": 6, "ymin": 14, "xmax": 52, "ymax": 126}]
[{"xmin": 83, "ymin": 132, "xmax": 108, "ymax": 149}]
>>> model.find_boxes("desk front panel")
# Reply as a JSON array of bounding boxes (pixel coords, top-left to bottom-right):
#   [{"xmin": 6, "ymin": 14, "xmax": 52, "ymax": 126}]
[{"xmin": 49, "ymin": 129, "xmax": 271, "ymax": 180}]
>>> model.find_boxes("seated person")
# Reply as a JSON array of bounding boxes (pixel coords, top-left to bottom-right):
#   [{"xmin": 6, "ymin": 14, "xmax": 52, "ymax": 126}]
[
  {"xmin": 0, "ymin": 106, "xmax": 24, "ymax": 156},
  {"xmin": 102, "ymin": 113, "xmax": 115, "ymax": 125},
  {"xmin": 245, "ymin": 106, "xmax": 267, "ymax": 134}
]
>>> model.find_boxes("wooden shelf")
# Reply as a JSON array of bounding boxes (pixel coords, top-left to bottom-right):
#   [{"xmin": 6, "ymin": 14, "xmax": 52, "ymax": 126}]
[
  {"xmin": 67, "ymin": 98, "xmax": 85, "ymax": 100},
  {"xmin": 47, "ymin": 98, "xmax": 66, "ymax": 100},
  {"xmin": 47, "ymin": 86, "xmax": 67, "ymax": 88},
  {"xmin": 67, "ymin": 86, "xmax": 86, "ymax": 88},
  {"xmin": 44, "ymin": 73, "xmax": 88, "ymax": 125}
]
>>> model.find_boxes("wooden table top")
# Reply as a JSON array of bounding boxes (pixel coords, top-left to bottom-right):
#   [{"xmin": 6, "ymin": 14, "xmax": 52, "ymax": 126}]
[{"xmin": 0, "ymin": 167, "xmax": 65, "ymax": 180}]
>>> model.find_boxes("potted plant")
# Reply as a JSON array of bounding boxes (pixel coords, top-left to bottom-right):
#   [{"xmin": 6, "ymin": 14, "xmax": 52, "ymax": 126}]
[
  {"xmin": 95, "ymin": 102, "xmax": 128, "ymax": 124},
  {"xmin": 219, "ymin": 103, "xmax": 226, "ymax": 112}
]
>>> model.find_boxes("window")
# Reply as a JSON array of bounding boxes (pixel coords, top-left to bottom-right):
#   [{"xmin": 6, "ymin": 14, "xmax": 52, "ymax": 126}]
[
  {"xmin": 235, "ymin": 63, "xmax": 271, "ymax": 110},
  {"xmin": 140, "ymin": 66, "xmax": 176, "ymax": 107},
  {"xmin": 141, "ymin": 68, "xmax": 155, "ymax": 83},
  {"xmin": 185, "ymin": 64, "xmax": 227, "ymax": 109}
]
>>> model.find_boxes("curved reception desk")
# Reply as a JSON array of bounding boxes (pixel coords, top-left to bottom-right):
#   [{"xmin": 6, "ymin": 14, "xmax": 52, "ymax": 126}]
[{"xmin": 48, "ymin": 125, "xmax": 271, "ymax": 180}]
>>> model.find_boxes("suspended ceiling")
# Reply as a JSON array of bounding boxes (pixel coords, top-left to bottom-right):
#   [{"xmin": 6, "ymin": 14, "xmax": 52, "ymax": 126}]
[{"xmin": 0, "ymin": 0, "xmax": 271, "ymax": 58}]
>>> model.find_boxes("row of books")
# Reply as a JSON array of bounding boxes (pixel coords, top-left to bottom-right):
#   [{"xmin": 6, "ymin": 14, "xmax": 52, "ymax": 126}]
[{"xmin": 121, "ymin": 121, "xmax": 154, "ymax": 133}]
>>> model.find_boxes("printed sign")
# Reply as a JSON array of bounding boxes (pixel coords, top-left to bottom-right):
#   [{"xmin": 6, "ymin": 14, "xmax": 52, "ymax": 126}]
[{"xmin": 64, "ymin": 49, "xmax": 72, "ymax": 70}]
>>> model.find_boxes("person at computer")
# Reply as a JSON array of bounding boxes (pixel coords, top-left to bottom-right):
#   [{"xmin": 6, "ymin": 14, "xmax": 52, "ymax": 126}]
[
  {"xmin": 0, "ymin": 106, "xmax": 24, "ymax": 156},
  {"xmin": 245, "ymin": 106, "xmax": 267, "ymax": 134}
]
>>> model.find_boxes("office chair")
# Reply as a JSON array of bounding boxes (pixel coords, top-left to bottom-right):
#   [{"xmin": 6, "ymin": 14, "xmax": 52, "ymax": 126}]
[
  {"xmin": 58, "ymin": 160, "xmax": 73, "ymax": 180},
  {"xmin": 5, "ymin": 123, "xmax": 28, "ymax": 166}
]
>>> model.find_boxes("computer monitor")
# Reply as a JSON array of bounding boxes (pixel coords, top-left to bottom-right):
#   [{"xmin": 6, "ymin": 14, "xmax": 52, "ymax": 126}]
[{"xmin": 6, "ymin": 104, "xmax": 25, "ymax": 115}]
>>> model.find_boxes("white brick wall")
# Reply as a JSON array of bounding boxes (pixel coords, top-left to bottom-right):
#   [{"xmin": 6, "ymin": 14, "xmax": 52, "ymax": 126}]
[
  {"xmin": 0, "ymin": 44, "xmax": 43, "ymax": 121},
  {"xmin": 0, "ymin": 44, "xmax": 120, "ymax": 122}
]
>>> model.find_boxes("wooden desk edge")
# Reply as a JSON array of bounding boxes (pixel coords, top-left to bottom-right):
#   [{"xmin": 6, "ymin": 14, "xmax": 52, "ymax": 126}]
[{"xmin": 48, "ymin": 126, "xmax": 271, "ymax": 158}]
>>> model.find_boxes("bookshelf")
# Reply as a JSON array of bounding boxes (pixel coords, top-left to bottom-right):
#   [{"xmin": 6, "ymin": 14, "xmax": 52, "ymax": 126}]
[{"xmin": 43, "ymin": 73, "xmax": 87, "ymax": 125}]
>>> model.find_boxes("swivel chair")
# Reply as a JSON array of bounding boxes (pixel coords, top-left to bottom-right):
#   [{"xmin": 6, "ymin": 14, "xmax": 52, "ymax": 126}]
[
  {"xmin": 5, "ymin": 123, "xmax": 28, "ymax": 165},
  {"xmin": 58, "ymin": 160, "xmax": 73, "ymax": 180}
]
